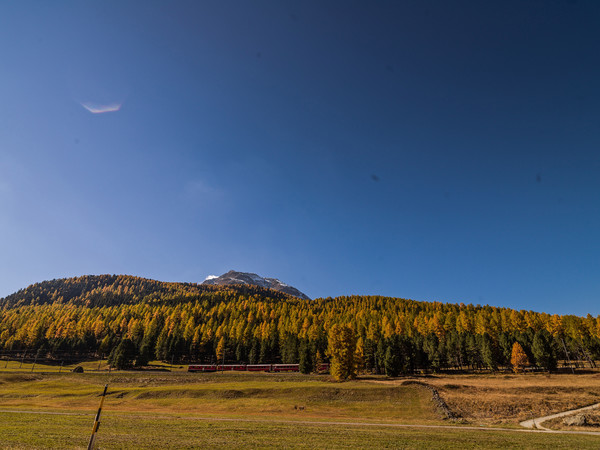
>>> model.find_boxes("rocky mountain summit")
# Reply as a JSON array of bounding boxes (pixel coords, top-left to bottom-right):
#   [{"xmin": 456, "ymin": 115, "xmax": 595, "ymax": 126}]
[{"xmin": 202, "ymin": 270, "xmax": 310, "ymax": 300}]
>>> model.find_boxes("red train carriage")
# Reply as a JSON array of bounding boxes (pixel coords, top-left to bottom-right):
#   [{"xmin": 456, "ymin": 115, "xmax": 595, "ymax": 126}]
[
  {"xmin": 246, "ymin": 364, "xmax": 272, "ymax": 372},
  {"xmin": 217, "ymin": 364, "xmax": 247, "ymax": 371},
  {"xmin": 271, "ymin": 364, "xmax": 299, "ymax": 372},
  {"xmin": 317, "ymin": 363, "xmax": 330, "ymax": 372},
  {"xmin": 188, "ymin": 363, "xmax": 330, "ymax": 373}
]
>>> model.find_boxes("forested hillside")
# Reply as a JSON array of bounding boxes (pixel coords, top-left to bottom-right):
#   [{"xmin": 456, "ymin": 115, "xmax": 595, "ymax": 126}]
[
  {"xmin": 0, "ymin": 274, "xmax": 292, "ymax": 308},
  {"xmin": 1, "ymin": 275, "xmax": 599, "ymax": 374}
]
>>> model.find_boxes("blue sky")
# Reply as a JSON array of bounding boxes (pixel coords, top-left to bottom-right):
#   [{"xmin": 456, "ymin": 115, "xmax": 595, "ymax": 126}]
[{"xmin": 0, "ymin": 1, "xmax": 598, "ymax": 315}]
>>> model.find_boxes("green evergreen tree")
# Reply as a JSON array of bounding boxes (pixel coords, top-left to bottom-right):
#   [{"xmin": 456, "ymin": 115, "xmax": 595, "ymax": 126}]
[
  {"xmin": 498, "ymin": 332, "xmax": 514, "ymax": 367},
  {"xmin": 384, "ymin": 345, "xmax": 401, "ymax": 377},
  {"xmin": 136, "ymin": 342, "xmax": 152, "ymax": 367},
  {"xmin": 235, "ymin": 343, "xmax": 246, "ymax": 363},
  {"xmin": 423, "ymin": 334, "xmax": 441, "ymax": 372},
  {"xmin": 375, "ymin": 339, "xmax": 386, "ymax": 374},
  {"xmin": 108, "ymin": 339, "xmax": 137, "ymax": 370},
  {"xmin": 249, "ymin": 339, "xmax": 259, "ymax": 364},
  {"xmin": 532, "ymin": 330, "xmax": 557, "ymax": 372},
  {"xmin": 480, "ymin": 333, "xmax": 498, "ymax": 371},
  {"xmin": 155, "ymin": 330, "xmax": 169, "ymax": 361},
  {"xmin": 299, "ymin": 340, "xmax": 313, "ymax": 374},
  {"xmin": 98, "ymin": 335, "xmax": 114, "ymax": 356}
]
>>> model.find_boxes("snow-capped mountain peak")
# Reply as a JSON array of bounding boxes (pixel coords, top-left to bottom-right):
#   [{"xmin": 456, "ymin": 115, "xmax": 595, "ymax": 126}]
[{"xmin": 201, "ymin": 270, "xmax": 310, "ymax": 300}]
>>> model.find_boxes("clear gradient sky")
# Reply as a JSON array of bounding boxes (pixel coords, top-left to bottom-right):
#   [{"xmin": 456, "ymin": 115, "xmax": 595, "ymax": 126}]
[{"xmin": 0, "ymin": 1, "xmax": 598, "ymax": 315}]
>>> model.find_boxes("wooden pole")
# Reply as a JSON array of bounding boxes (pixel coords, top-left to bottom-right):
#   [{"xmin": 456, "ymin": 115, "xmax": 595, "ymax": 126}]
[{"xmin": 87, "ymin": 384, "xmax": 108, "ymax": 450}]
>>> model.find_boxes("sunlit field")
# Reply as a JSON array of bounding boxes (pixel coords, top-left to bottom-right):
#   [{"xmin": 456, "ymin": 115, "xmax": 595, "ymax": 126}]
[
  {"xmin": 3, "ymin": 410, "xmax": 600, "ymax": 450},
  {"xmin": 0, "ymin": 368, "xmax": 439, "ymax": 423},
  {"xmin": 1, "ymin": 364, "xmax": 600, "ymax": 448}
]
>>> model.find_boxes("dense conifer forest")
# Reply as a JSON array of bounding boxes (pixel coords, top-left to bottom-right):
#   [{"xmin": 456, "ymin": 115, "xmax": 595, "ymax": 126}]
[{"xmin": 1, "ymin": 275, "xmax": 598, "ymax": 374}]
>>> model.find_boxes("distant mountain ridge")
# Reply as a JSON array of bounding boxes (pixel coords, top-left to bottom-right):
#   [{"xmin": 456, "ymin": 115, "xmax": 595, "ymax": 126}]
[
  {"xmin": 202, "ymin": 270, "xmax": 310, "ymax": 300},
  {"xmin": 0, "ymin": 274, "xmax": 296, "ymax": 308},
  {"xmin": 1, "ymin": 274, "xmax": 596, "ymax": 377}
]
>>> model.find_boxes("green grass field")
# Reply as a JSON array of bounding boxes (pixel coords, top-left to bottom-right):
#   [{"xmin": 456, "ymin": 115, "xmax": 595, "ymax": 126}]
[
  {"xmin": 0, "ymin": 358, "xmax": 178, "ymax": 373},
  {"xmin": 0, "ymin": 370, "xmax": 439, "ymax": 424},
  {"xmin": 0, "ymin": 363, "xmax": 599, "ymax": 448},
  {"xmin": 2, "ymin": 410, "xmax": 600, "ymax": 449}
]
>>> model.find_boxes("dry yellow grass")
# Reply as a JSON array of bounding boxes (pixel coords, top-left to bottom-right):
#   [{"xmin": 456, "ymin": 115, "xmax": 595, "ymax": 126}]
[
  {"xmin": 366, "ymin": 371, "xmax": 600, "ymax": 425},
  {"xmin": 544, "ymin": 411, "xmax": 600, "ymax": 431},
  {"xmin": 4, "ymin": 361, "xmax": 600, "ymax": 428},
  {"xmin": 3, "ymin": 369, "xmax": 600, "ymax": 447}
]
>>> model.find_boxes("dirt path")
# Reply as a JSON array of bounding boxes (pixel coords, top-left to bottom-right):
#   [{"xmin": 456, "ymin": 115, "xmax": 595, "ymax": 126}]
[
  {"xmin": 520, "ymin": 402, "xmax": 600, "ymax": 431},
  {"xmin": 2, "ymin": 408, "xmax": 600, "ymax": 436}
]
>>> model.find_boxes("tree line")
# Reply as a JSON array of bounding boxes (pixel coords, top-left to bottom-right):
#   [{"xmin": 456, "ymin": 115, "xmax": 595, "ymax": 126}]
[{"xmin": 1, "ymin": 275, "xmax": 598, "ymax": 376}]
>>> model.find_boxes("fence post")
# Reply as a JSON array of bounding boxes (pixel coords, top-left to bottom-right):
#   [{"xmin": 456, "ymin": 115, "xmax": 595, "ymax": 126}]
[{"xmin": 87, "ymin": 384, "xmax": 108, "ymax": 450}]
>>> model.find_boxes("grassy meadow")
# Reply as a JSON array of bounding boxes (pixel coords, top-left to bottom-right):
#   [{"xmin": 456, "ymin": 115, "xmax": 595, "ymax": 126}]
[
  {"xmin": 3, "ymin": 410, "xmax": 600, "ymax": 449},
  {"xmin": 1, "ymin": 362, "xmax": 600, "ymax": 448},
  {"xmin": 0, "ymin": 368, "xmax": 439, "ymax": 423},
  {"xmin": 398, "ymin": 371, "xmax": 600, "ymax": 425}
]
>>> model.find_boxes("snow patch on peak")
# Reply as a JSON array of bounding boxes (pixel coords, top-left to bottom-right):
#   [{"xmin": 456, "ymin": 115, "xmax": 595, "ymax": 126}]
[
  {"xmin": 202, "ymin": 270, "xmax": 310, "ymax": 300},
  {"xmin": 204, "ymin": 275, "xmax": 219, "ymax": 281}
]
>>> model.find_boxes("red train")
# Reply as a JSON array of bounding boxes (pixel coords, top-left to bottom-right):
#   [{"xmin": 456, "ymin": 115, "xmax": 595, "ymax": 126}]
[{"xmin": 187, "ymin": 363, "xmax": 329, "ymax": 373}]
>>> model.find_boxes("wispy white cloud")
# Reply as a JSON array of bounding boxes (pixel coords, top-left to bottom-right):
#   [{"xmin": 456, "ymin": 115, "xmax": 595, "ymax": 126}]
[{"xmin": 80, "ymin": 102, "xmax": 122, "ymax": 114}]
